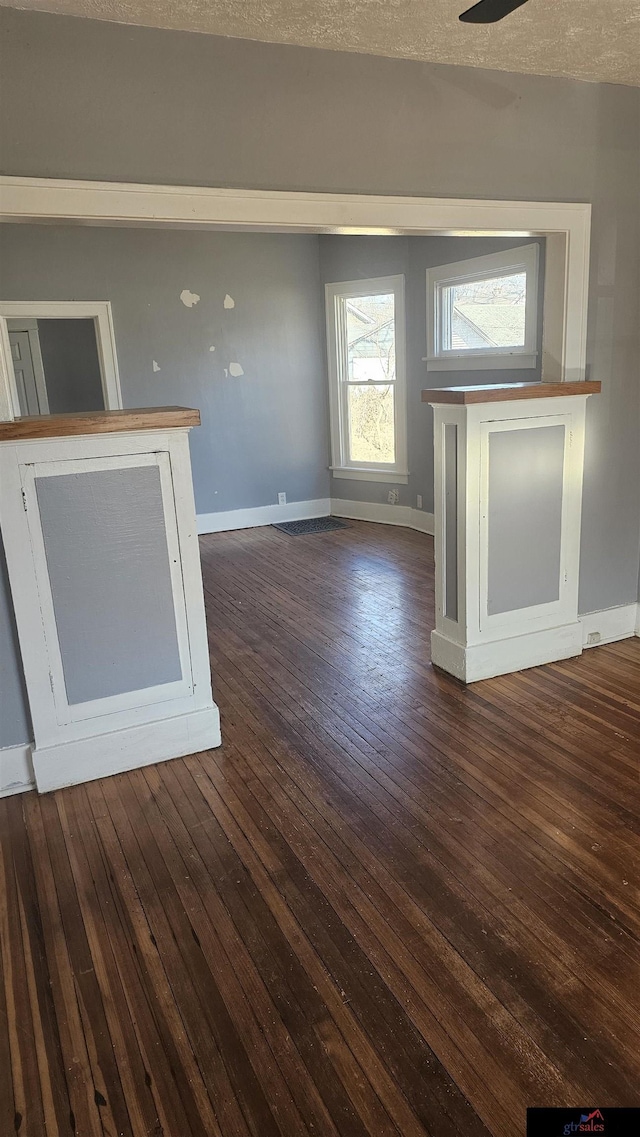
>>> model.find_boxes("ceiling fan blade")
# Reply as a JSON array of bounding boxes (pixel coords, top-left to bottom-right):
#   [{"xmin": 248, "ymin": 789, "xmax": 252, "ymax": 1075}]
[{"xmin": 459, "ymin": 0, "xmax": 530, "ymax": 23}]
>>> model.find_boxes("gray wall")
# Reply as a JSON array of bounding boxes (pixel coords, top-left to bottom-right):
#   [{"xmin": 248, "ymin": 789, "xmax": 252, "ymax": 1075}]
[
  {"xmin": 0, "ymin": 225, "xmax": 329, "ymax": 516},
  {"xmin": 318, "ymin": 234, "xmax": 545, "ymax": 510},
  {"xmin": 37, "ymin": 318, "xmax": 105, "ymax": 413},
  {"xmin": 0, "ymin": 9, "xmax": 638, "ymax": 744}
]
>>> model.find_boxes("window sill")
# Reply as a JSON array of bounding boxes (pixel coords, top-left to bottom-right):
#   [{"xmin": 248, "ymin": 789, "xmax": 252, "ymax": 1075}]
[
  {"xmin": 425, "ymin": 353, "xmax": 538, "ymax": 373},
  {"xmin": 330, "ymin": 467, "xmax": 409, "ymax": 485}
]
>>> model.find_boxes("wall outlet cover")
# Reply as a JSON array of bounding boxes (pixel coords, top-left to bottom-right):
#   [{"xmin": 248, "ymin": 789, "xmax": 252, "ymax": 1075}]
[
  {"xmin": 417, "ymin": 495, "xmax": 423, "ymax": 509},
  {"xmin": 388, "ymin": 490, "xmax": 399, "ymax": 505},
  {"xmin": 278, "ymin": 492, "xmax": 287, "ymax": 506}
]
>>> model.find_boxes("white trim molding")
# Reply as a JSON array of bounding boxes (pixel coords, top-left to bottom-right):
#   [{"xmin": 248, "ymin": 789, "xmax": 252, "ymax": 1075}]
[
  {"xmin": 197, "ymin": 497, "xmax": 434, "ymax": 536},
  {"xmin": 0, "ymin": 177, "xmax": 592, "ymax": 410},
  {"xmin": 0, "ymin": 300, "xmax": 123, "ymax": 421},
  {"xmin": 432, "ymin": 622, "xmax": 584, "ymax": 684},
  {"xmin": 330, "ymin": 467, "xmax": 410, "ymax": 485},
  {"xmin": 32, "ymin": 706, "xmax": 220, "ymax": 794},
  {"xmin": 0, "ymin": 744, "xmax": 35, "ymax": 798},
  {"xmin": 197, "ymin": 497, "xmax": 332, "ymax": 534},
  {"xmin": 580, "ymin": 604, "xmax": 640, "ymax": 647},
  {"xmin": 434, "ymin": 603, "xmax": 640, "ymax": 684},
  {"xmin": 329, "ymin": 498, "xmax": 435, "ymax": 535}
]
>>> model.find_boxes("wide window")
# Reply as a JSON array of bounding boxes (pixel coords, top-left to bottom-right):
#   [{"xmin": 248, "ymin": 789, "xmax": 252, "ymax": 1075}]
[
  {"xmin": 325, "ymin": 275, "xmax": 408, "ymax": 483},
  {"xmin": 426, "ymin": 243, "xmax": 540, "ymax": 371}
]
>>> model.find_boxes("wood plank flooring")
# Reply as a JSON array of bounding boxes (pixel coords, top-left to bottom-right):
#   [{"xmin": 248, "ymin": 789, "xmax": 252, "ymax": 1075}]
[{"xmin": 2, "ymin": 520, "xmax": 639, "ymax": 1136}]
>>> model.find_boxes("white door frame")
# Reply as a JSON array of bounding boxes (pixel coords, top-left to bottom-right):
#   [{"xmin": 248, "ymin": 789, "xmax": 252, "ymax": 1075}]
[
  {"xmin": 0, "ymin": 175, "xmax": 592, "ymax": 421},
  {"xmin": 0, "ymin": 299, "xmax": 123, "ymax": 419}
]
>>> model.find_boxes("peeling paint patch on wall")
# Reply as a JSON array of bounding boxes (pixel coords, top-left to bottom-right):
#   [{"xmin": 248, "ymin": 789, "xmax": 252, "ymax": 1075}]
[
  {"xmin": 229, "ymin": 362, "xmax": 244, "ymax": 377},
  {"xmin": 180, "ymin": 289, "xmax": 200, "ymax": 307},
  {"xmin": 223, "ymin": 294, "xmax": 235, "ymax": 309},
  {"xmin": 152, "ymin": 360, "xmax": 161, "ymax": 372}
]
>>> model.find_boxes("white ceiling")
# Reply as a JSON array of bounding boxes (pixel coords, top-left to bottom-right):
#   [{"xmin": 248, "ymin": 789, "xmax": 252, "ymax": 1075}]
[{"xmin": 2, "ymin": 0, "xmax": 640, "ymax": 86}]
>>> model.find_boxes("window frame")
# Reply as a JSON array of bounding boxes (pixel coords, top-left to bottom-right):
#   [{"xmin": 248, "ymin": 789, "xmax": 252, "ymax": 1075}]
[
  {"xmin": 325, "ymin": 274, "xmax": 408, "ymax": 484},
  {"xmin": 426, "ymin": 243, "xmax": 540, "ymax": 372}
]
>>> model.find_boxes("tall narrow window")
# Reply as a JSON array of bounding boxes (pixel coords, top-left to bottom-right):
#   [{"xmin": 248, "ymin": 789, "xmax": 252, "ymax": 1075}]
[
  {"xmin": 325, "ymin": 275, "xmax": 408, "ymax": 483},
  {"xmin": 426, "ymin": 243, "xmax": 540, "ymax": 371}
]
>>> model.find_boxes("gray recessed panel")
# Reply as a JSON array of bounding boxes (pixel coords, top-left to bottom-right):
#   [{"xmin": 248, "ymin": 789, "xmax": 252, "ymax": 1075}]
[
  {"xmin": 487, "ymin": 424, "xmax": 565, "ymax": 617},
  {"xmin": 35, "ymin": 464, "xmax": 183, "ymax": 705}
]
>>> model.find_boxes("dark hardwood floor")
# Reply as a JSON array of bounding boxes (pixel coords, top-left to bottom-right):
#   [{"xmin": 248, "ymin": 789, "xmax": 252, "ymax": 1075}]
[{"xmin": 2, "ymin": 521, "xmax": 640, "ymax": 1136}]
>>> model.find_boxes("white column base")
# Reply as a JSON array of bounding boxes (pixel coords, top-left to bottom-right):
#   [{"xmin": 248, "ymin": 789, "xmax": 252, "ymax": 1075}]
[
  {"xmin": 431, "ymin": 622, "xmax": 584, "ymax": 683},
  {"xmin": 31, "ymin": 705, "xmax": 221, "ymax": 793}
]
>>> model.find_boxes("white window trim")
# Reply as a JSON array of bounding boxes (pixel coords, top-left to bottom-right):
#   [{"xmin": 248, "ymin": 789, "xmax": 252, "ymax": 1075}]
[
  {"xmin": 0, "ymin": 300, "xmax": 123, "ymax": 419},
  {"xmin": 426, "ymin": 243, "xmax": 540, "ymax": 372},
  {"xmin": 325, "ymin": 275, "xmax": 408, "ymax": 484}
]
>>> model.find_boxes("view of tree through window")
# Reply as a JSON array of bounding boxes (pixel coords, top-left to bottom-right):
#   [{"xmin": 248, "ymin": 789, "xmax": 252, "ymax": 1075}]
[
  {"xmin": 442, "ymin": 270, "xmax": 527, "ymax": 352},
  {"xmin": 346, "ymin": 293, "xmax": 396, "ymax": 464}
]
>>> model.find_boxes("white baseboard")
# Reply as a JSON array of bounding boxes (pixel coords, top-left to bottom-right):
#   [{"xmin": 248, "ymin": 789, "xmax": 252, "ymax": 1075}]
[
  {"xmin": 0, "ymin": 744, "xmax": 35, "ymax": 797},
  {"xmin": 329, "ymin": 498, "xmax": 435, "ymax": 535},
  {"xmin": 432, "ymin": 605, "xmax": 640, "ymax": 684},
  {"xmin": 408, "ymin": 508, "xmax": 436, "ymax": 535},
  {"xmin": 31, "ymin": 705, "xmax": 221, "ymax": 794},
  {"xmin": 432, "ymin": 622, "xmax": 584, "ymax": 683},
  {"xmin": 579, "ymin": 603, "xmax": 639, "ymax": 647},
  {"xmin": 198, "ymin": 498, "xmax": 331, "ymax": 534},
  {"xmin": 197, "ymin": 496, "xmax": 434, "ymax": 537}
]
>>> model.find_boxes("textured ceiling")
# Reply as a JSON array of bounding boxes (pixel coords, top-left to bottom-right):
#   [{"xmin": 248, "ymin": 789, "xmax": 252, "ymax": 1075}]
[{"xmin": 2, "ymin": 0, "xmax": 640, "ymax": 86}]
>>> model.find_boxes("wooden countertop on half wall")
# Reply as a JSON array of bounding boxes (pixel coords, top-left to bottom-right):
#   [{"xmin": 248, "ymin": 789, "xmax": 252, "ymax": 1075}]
[
  {"xmin": 0, "ymin": 407, "xmax": 201, "ymax": 442},
  {"xmin": 422, "ymin": 382, "xmax": 601, "ymax": 404}
]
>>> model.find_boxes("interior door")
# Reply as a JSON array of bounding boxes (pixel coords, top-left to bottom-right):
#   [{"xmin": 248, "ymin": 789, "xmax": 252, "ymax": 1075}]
[
  {"xmin": 9, "ymin": 330, "xmax": 41, "ymax": 415},
  {"xmin": 7, "ymin": 321, "xmax": 49, "ymax": 416}
]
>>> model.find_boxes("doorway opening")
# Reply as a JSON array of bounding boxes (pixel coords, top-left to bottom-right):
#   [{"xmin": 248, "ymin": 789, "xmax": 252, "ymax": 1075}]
[{"xmin": 0, "ymin": 301, "xmax": 122, "ymax": 418}]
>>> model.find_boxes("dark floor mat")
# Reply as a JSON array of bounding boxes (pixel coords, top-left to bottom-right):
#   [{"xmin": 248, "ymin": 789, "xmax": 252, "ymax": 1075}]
[{"xmin": 272, "ymin": 516, "xmax": 350, "ymax": 536}]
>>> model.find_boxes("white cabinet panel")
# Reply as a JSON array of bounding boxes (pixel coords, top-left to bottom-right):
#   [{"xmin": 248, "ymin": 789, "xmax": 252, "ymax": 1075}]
[
  {"xmin": 429, "ymin": 393, "xmax": 593, "ymax": 682},
  {"xmin": 0, "ymin": 427, "xmax": 220, "ymax": 790}
]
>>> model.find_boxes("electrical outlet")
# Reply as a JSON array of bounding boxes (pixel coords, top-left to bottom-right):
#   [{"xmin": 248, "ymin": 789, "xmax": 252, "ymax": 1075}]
[
  {"xmin": 278, "ymin": 492, "xmax": 287, "ymax": 506},
  {"xmin": 416, "ymin": 494, "xmax": 423, "ymax": 510},
  {"xmin": 587, "ymin": 631, "xmax": 601, "ymax": 646},
  {"xmin": 387, "ymin": 490, "xmax": 399, "ymax": 505}
]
